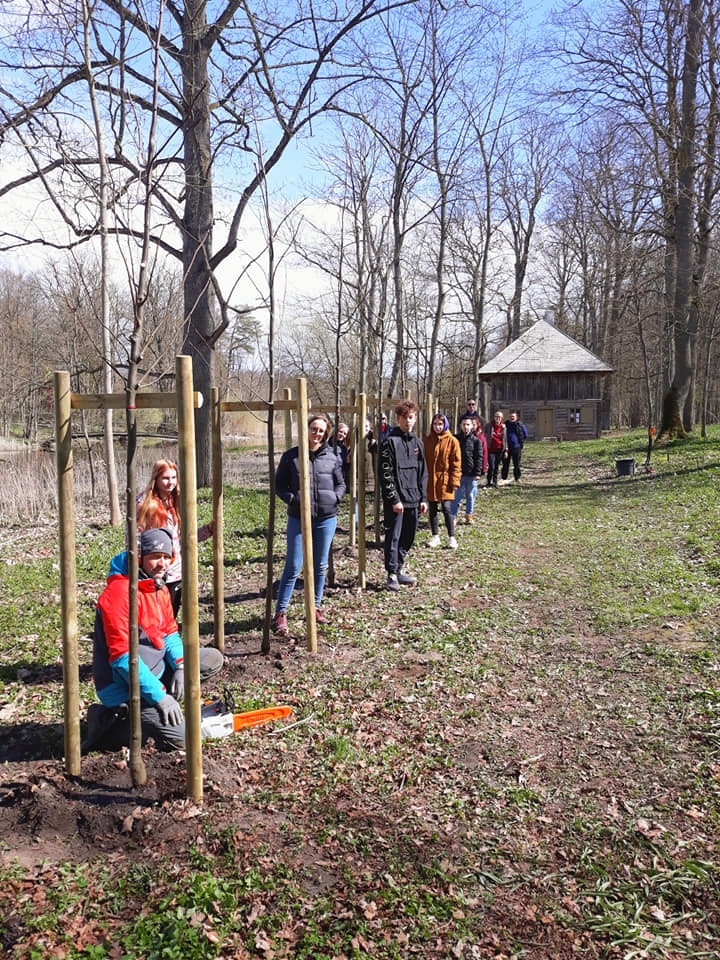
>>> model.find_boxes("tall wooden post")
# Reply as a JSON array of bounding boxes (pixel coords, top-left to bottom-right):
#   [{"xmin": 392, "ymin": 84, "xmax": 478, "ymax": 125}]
[
  {"xmin": 211, "ymin": 388, "xmax": 224, "ymax": 653},
  {"xmin": 177, "ymin": 356, "xmax": 203, "ymax": 803},
  {"xmin": 55, "ymin": 371, "xmax": 81, "ymax": 776},
  {"xmin": 358, "ymin": 393, "xmax": 367, "ymax": 589},
  {"xmin": 283, "ymin": 387, "xmax": 292, "ymax": 447},
  {"xmin": 296, "ymin": 379, "xmax": 317, "ymax": 653},
  {"xmin": 425, "ymin": 393, "xmax": 434, "ymax": 438},
  {"xmin": 348, "ymin": 389, "xmax": 357, "ymax": 549}
]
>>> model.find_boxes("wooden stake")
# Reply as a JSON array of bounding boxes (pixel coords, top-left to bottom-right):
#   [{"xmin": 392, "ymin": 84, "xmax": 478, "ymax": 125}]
[
  {"xmin": 177, "ymin": 356, "xmax": 203, "ymax": 803},
  {"xmin": 296, "ymin": 379, "xmax": 317, "ymax": 653},
  {"xmin": 55, "ymin": 371, "xmax": 81, "ymax": 776}
]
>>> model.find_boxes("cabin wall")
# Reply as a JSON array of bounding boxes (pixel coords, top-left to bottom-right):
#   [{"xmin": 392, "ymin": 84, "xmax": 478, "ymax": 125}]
[{"xmin": 485, "ymin": 373, "xmax": 606, "ymax": 440}]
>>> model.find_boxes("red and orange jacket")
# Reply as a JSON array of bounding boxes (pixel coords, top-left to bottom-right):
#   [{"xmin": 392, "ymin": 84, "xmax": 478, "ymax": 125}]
[{"xmin": 92, "ymin": 552, "xmax": 184, "ymax": 708}]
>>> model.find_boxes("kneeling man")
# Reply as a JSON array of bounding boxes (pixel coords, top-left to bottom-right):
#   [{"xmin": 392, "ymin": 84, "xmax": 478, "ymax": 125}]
[{"xmin": 87, "ymin": 527, "xmax": 223, "ymax": 751}]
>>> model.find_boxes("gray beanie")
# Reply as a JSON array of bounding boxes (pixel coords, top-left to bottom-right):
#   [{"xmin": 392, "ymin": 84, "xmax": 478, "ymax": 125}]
[{"xmin": 139, "ymin": 528, "xmax": 174, "ymax": 558}]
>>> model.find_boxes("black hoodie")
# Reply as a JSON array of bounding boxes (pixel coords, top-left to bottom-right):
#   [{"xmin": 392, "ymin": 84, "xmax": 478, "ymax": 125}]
[{"xmin": 380, "ymin": 427, "xmax": 427, "ymax": 506}]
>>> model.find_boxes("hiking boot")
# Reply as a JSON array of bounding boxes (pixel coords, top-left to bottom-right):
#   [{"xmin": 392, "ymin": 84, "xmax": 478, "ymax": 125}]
[
  {"xmin": 448, "ymin": 536, "xmax": 458, "ymax": 550},
  {"xmin": 397, "ymin": 570, "xmax": 417, "ymax": 586},
  {"xmin": 84, "ymin": 703, "xmax": 124, "ymax": 753},
  {"xmin": 464, "ymin": 515, "xmax": 473, "ymax": 525},
  {"xmin": 273, "ymin": 612, "xmax": 289, "ymax": 635},
  {"xmin": 315, "ymin": 608, "xmax": 328, "ymax": 625},
  {"xmin": 428, "ymin": 535, "xmax": 441, "ymax": 548},
  {"xmin": 386, "ymin": 574, "xmax": 401, "ymax": 592}
]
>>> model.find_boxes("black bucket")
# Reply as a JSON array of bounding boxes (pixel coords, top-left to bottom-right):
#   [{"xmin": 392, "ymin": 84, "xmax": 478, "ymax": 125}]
[{"xmin": 615, "ymin": 457, "xmax": 635, "ymax": 477}]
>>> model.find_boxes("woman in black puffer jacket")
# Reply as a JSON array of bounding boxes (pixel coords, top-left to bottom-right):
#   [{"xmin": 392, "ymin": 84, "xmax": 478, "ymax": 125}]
[{"xmin": 273, "ymin": 413, "xmax": 346, "ymax": 634}]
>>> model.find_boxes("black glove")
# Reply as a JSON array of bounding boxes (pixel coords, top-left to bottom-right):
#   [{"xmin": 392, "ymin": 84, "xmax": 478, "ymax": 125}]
[
  {"xmin": 169, "ymin": 668, "xmax": 184, "ymax": 700},
  {"xmin": 156, "ymin": 694, "xmax": 183, "ymax": 726}
]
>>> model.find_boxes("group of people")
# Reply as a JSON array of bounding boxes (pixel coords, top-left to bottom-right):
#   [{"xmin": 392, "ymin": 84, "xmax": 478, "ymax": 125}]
[
  {"xmin": 457, "ymin": 398, "xmax": 528, "ymax": 489},
  {"xmin": 87, "ymin": 401, "xmax": 527, "ymax": 753},
  {"xmin": 378, "ymin": 399, "xmax": 527, "ymax": 585}
]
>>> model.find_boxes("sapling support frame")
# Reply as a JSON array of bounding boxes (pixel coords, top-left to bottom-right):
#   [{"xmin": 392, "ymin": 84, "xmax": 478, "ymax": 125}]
[{"xmin": 55, "ymin": 358, "xmax": 204, "ymax": 799}]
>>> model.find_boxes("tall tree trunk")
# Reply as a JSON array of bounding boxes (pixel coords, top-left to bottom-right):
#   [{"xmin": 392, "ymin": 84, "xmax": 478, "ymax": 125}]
[
  {"xmin": 665, "ymin": 0, "xmax": 703, "ymax": 433},
  {"xmin": 83, "ymin": 0, "xmax": 121, "ymax": 525},
  {"xmin": 181, "ymin": 0, "xmax": 214, "ymax": 486}
]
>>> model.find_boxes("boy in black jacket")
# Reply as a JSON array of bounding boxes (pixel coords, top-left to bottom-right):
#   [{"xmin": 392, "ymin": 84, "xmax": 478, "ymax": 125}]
[
  {"xmin": 380, "ymin": 400, "xmax": 428, "ymax": 591},
  {"xmin": 452, "ymin": 415, "xmax": 486, "ymax": 524}
]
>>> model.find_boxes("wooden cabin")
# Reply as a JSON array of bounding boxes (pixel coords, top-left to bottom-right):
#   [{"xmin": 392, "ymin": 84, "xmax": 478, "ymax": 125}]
[{"xmin": 478, "ymin": 320, "xmax": 613, "ymax": 440}]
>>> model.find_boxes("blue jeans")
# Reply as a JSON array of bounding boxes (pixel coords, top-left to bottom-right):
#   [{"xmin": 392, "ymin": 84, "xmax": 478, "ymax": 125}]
[
  {"xmin": 276, "ymin": 514, "xmax": 337, "ymax": 613},
  {"xmin": 451, "ymin": 477, "xmax": 477, "ymax": 517}
]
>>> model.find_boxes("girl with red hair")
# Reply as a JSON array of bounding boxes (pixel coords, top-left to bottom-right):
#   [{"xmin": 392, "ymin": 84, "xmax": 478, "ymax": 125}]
[{"xmin": 136, "ymin": 459, "xmax": 213, "ymax": 615}]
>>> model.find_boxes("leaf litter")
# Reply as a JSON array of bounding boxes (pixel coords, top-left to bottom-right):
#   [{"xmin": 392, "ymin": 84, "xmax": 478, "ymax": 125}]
[{"xmin": 2, "ymin": 448, "xmax": 720, "ymax": 957}]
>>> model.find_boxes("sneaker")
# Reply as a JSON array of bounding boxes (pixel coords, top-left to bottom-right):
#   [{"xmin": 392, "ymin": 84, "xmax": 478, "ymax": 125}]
[
  {"xmin": 448, "ymin": 536, "xmax": 458, "ymax": 550},
  {"xmin": 315, "ymin": 608, "xmax": 328, "ymax": 625},
  {"xmin": 386, "ymin": 574, "xmax": 401, "ymax": 592},
  {"xmin": 428, "ymin": 535, "xmax": 441, "ymax": 548},
  {"xmin": 273, "ymin": 612, "xmax": 289, "ymax": 635},
  {"xmin": 464, "ymin": 515, "xmax": 473, "ymax": 525},
  {"xmin": 397, "ymin": 570, "xmax": 417, "ymax": 586}
]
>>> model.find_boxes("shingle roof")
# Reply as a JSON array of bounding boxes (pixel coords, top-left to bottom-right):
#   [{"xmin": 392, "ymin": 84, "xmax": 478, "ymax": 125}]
[{"xmin": 478, "ymin": 320, "xmax": 613, "ymax": 375}]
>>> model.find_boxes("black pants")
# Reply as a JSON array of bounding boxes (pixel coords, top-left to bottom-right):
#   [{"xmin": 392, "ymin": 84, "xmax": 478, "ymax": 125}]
[
  {"xmin": 487, "ymin": 451, "xmax": 504, "ymax": 485},
  {"xmin": 383, "ymin": 501, "xmax": 419, "ymax": 575},
  {"xmin": 502, "ymin": 448, "xmax": 523, "ymax": 481},
  {"xmin": 428, "ymin": 500, "xmax": 454, "ymax": 537}
]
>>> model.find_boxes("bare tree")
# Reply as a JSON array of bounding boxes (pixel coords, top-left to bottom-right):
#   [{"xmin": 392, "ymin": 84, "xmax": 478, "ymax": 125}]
[
  {"xmin": 551, "ymin": 0, "xmax": 719, "ymax": 435},
  {"xmin": 498, "ymin": 114, "xmax": 557, "ymax": 343},
  {"xmin": 0, "ymin": 0, "xmax": 417, "ymax": 485}
]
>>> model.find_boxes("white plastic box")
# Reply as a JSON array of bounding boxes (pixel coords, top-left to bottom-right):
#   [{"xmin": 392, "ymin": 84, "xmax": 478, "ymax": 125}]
[{"xmin": 200, "ymin": 712, "xmax": 234, "ymax": 739}]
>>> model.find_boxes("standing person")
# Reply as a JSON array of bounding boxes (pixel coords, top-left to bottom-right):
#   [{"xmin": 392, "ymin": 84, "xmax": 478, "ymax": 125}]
[
  {"xmin": 484, "ymin": 411, "xmax": 508, "ymax": 488},
  {"xmin": 423, "ymin": 413, "xmax": 461, "ymax": 549},
  {"xmin": 452, "ymin": 415, "xmax": 486, "ymax": 525},
  {"xmin": 273, "ymin": 413, "xmax": 346, "ymax": 634},
  {"xmin": 366, "ymin": 413, "xmax": 388, "ymax": 485},
  {"xmin": 457, "ymin": 397, "xmax": 482, "ymax": 431},
  {"xmin": 87, "ymin": 528, "xmax": 224, "ymax": 752},
  {"xmin": 333, "ymin": 421, "xmax": 351, "ymax": 485},
  {"xmin": 380, "ymin": 400, "xmax": 428, "ymax": 591},
  {"xmin": 502, "ymin": 410, "xmax": 528, "ymax": 482},
  {"xmin": 136, "ymin": 459, "xmax": 214, "ymax": 616}
]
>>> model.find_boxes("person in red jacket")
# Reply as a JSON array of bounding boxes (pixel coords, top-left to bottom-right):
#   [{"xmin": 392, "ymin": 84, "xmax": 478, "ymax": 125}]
[
  {"xmin": 87, "ymin": 528, "xmax": 223, "ymax": 752},
  {"xmin": 484, "ymin": 411, "xmax": 508, "ymax": 488}
]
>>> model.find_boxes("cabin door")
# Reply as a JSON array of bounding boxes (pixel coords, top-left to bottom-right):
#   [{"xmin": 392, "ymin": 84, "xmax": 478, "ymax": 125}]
[{"xmin": 536, "ymin": 408, "xmax": 554, "ymax": 439}]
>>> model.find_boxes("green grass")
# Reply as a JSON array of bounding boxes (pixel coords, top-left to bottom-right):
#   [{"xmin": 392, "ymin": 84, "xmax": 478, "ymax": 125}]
[{"xmin": 3, "ymin": 428, "xmax": 720, "ymax": 958}]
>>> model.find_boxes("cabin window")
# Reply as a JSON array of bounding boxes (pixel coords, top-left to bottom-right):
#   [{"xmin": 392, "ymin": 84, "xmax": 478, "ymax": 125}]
[{"xmin": 569, "ymin": 408, "xmax": 581, "ymax": 424}]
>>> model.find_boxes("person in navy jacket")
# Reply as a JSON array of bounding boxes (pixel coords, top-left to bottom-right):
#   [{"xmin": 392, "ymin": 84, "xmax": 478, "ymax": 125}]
[
  {"xmin": 273, "ymin": 413, "xmax": 346, "ymax": 634},
  {"xmin": 502, "ymin": 410, "xmax": 528, "ymax": 482}
]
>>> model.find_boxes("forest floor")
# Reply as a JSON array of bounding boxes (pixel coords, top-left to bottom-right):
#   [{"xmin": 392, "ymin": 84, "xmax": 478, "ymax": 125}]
[{"xmin": 2, "ymin": 435, "xmax": 720, "ymax": 958}]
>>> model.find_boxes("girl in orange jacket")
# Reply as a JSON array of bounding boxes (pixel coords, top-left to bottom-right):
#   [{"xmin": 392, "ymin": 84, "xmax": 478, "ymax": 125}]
[{"xmin": 423, "ymin": 414, "xmax": 461, "ymax": 549}]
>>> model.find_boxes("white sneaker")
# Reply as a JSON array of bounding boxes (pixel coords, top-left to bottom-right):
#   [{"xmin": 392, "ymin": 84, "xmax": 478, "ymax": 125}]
[
  {"xmin": 448, "ymin": 536, "xmax": 458, "ymax": 550},
  {"xmin": 428, "ymin": 535, "xmax": 441, "ymax": 548}
]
